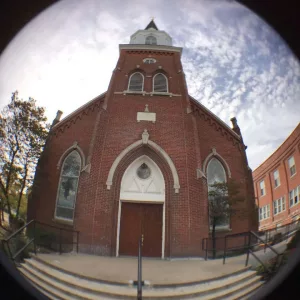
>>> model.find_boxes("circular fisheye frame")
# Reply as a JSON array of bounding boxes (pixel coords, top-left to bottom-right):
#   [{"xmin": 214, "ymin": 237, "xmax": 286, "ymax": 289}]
[{"xmin": 137, "ymin": 163, "xmax": 151, "ymax": 180}]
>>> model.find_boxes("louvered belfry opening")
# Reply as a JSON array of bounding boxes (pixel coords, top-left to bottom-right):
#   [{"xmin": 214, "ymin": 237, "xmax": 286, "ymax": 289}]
[
  {"xmin": 154, "ymin": 74, "xmax": 168, "ymax": 92},
  {"xmin": 128, "ymin": 72, "xmax": 143, "ymax": 91}
]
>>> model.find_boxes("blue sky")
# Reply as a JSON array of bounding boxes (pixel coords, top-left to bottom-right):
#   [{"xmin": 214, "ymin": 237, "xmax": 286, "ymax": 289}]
[{"xmin": 0, "ymin": 0, "xmax": 299, "ymax": 170}]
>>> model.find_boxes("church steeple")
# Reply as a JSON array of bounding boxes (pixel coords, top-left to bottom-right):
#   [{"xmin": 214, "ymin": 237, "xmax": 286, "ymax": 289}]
[
  {"xmin": 145, "ymin": 19, "xmax": 158, "ymax": 30},
  {"xmin": 129, "ymin": 20, "xmax": 172, "ymax": 46}
]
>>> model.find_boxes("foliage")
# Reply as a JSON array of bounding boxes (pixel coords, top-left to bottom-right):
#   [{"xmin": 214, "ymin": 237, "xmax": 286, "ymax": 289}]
[
  {"xmin": 0, "ymin": 91, "xmax": 49, "ymax": 226},
  {"xmin": 286, "ymin": 228, "xmax": 300, "ymax": 250},
  {"xmin": 208, "ymin": 179, "xmax": 246, "ymax": 258}
]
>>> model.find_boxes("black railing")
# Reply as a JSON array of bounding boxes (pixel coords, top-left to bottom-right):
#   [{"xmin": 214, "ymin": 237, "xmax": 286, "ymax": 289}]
[
  {"xmin": 1, "ymin": 219, "xmax": 79, "ymax": 265},
  {"xmin": 202, "ymin": 219, "xmax": 300, "ymax": 260}
]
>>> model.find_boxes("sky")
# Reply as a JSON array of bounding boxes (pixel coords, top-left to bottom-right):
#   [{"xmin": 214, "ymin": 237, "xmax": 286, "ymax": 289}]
[{"xmin": 0, "ymin": 0, "xmax": 299, "ymax": 170}]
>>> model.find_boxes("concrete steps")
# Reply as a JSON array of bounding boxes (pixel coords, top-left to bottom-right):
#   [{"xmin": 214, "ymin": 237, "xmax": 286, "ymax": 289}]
[{"xmin": 18, "ymin": 255, "xmax": 264, "ymax": 299}]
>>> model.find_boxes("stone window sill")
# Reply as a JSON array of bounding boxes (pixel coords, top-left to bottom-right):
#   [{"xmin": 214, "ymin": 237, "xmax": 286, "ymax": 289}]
[
  {"xmin": 52, "ymin": 218, "xmax": 74, "ymax": 226},
  {"xmin": 210, "ymin": 226, "xmax": 232, "ymax": 233}
]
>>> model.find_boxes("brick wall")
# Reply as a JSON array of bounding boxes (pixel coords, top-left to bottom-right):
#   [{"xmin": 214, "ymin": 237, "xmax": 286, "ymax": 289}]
[
  {"xmin": 253, "ymin": 123, "xmax": 300, "ymax": 230},
  {"xmin": 29, "ymin": 48, "xmax": 257, "ymax": 258}
]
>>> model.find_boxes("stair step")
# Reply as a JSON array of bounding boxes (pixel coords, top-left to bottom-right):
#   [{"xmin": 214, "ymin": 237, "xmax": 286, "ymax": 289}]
[
  {"xmin": 21, "ymin": 257, "xmax": 261, "ymax": 299},
  {"xmin": 19, "ymin": 268, "xmax": 115, "ymax": 300}
]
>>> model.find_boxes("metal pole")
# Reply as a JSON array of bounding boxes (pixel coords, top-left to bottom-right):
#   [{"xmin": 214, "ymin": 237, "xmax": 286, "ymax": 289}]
[
  {"xmin": 59, "ymin": 228, "xmax": 62, "ymax": 255},
  {"xmin": 33, "ymin": 221, "xmax": 37, "ymax": 255},
  {"xmin": 223, "ymin": 236, "xmax": 227, "ymax": 265},
  {"xmin": 76, "ymin": 231, "xmax": 79, "ymax": 253},
  {"xmin": 245, "ymin": 232, "xmax": 251, "ymax": 267},
  {"xmin": 137, "ymin": 238, "xmax": 142, "ymax": 300}
]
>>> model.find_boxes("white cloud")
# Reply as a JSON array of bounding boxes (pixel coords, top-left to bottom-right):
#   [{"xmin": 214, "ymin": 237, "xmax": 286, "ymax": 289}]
[{"xmin": 0, "ymin": 0, "xmax": 299, "ymax": 170}]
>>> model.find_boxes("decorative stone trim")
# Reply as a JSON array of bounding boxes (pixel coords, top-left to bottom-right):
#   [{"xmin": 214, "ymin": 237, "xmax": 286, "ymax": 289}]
[
  {"xmin": 202, "ymin": 148, "xmax": 232, "ymax": 178},
  {"xmin": 57, "ymin": 142, "xmax": 85, "ymax": 170},
  {"xmin": 114, "ymin": 91, "xmax": 181, "ymax": 97},
  {"xmin": 106, "ymin": 130, "xmax": 180, "ymax": 193},
  {"xmin": 196, "ymin": 169, "xmax": 206, "ymax": 179}
]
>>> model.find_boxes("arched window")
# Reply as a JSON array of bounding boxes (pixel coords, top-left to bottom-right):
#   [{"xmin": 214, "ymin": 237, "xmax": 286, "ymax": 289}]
[
  {"xmin": 128, "ymin": 72, "xmax": 144, "ymax": 92},
  {"xmin": 153, "ymin": 73, "xmax": 168, "ymax": 93},
  {"xmin": 55, "ymin": 151, "xmax": 81, "ymax": 221},
  {"xmin": 145, "ymin": 36, "xmax": 157, "ymax": 45},
  {"xmin": 207, "ymin": 158, "xmax": 229, "ymax": 228}
]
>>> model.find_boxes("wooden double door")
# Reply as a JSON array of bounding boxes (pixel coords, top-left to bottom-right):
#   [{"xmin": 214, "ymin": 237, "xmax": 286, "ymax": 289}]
[{"xmin": 119, "ymin": 202, "xmax": 163, "ymax": 257}]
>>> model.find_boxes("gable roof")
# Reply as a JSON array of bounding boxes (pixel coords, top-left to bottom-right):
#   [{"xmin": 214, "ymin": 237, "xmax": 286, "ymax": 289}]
[{"xmin": 189, "ymin": 95, "xmax": 242, "ymax": 142}]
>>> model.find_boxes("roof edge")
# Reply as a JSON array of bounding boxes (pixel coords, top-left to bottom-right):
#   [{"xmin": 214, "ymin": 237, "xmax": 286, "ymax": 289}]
[
  {"xmin": 252, "ymin": 122, "xmax": 300, "ymax": 176},
  {"xmin": 51, "ymin": 92, "xmax": 107, "ymax": 130},
  {"xmin": 189, "ymin": 95, "xmax": 242, "ymax": 141}
]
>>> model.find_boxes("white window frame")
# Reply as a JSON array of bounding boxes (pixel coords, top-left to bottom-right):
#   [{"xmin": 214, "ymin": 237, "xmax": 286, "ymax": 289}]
[
  {"xmin": 128, "ymin": 72, "xmax": 144, "ymax": 92},
  {"xmin": 289, "ymin": 185, "xmax": 300, "ymax": 207},
  {"xmin": 143, "ymin": 58, "xmax": 157, "ymax": 64},
  {"xmin": 207, "ymin": 158, "xmax": 230, "ymax": 230},
  {"xmin": 259, "ymin": 204, "xmax": 270, "ymax": 221},
  {"xmin": 273, "ymin": 196, "xmax": 285, "ymax": 215},
  {"xmin": 288, "ymin": 156, "xmax": 296, "ymax": 177},
  {"xmin": 273, "ymin": 169, "xmax": 280, "ymax": 188},
  {"xmin": 153, "ymin": 73, "xmax": 168, "ymax": 93},
  {"xmin": 260, "ymin": 180, "xmax": 266, "ymax": 196},
  {"xmin": 54, "ymin": 150, "xmax": 81, "ymax": 222},
  {"xmin": 145, "ymin": 35, "xmax": 157, "ymax": 45}
]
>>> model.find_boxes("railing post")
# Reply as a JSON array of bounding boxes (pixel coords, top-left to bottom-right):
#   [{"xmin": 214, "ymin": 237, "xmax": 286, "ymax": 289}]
[
  {"xmin": 264, "ymin": 231, "xmax": 268, "ymax": 253},
  {"xmin": 205, "ymin": 239, "xmax": 208, "ymax": 261},
  {"xmin": 245, "ymin": 232, "xmax": 251, "ymax": 267},
  {"xmin": 76, "ymin": 231, "xmax": 79, "ymax": 253},
  {"xmin": 137, "ymin": 238, "xmax": 142, "ymax": 300},
  {"xmin": 33, "ymin": 220, "xmax": 37, "ymax": 255},
  {"xmin": 223, "ymin": 236, "xmax": 227, "ymax": 265},
  {"xmin": 59, "ymin": 228, "xmax": 62, "ymax": 255}
]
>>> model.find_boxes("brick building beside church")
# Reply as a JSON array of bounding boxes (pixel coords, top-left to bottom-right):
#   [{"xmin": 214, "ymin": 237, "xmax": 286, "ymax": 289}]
[
  {"xmin": 28, "ymin": 21, "xmax": 257, "ymax": 258},
  {"xmin": 253, "ymin": 123, "xmax": 300, "ymax": 231}
]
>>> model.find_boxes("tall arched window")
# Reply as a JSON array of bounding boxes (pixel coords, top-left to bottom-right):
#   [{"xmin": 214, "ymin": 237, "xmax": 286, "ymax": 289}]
[
  {"xmin": 55, "ymin": 151, "xmax": 81, "ymax": 221},
  {"xmin": 128, "ymin": 72, "xmax": 144, "ymax": 92},
  {"xmin": 145, "ymin": 36, "xmax": 157, "ymax": 45},
  {"xmin": 153, "ymin": 73, "xmax": 168, "ymax": 93},
  {"xmin": 207, "ymin": 158, "xmax": 229, "ymax": 228}
]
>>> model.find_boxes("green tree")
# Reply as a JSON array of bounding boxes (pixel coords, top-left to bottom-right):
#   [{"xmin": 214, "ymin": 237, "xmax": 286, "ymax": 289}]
[
  {"xmin": 0, "ymin": 91, "xmax": 49, "ymax": 227},
  {"xmin": 208, "ymin": 179, "xmax": 246, "ymax": 258}
]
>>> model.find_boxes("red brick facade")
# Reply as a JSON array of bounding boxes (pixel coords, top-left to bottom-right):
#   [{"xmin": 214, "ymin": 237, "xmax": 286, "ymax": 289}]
[
  {"xmin": 28, "ymin": 35, "xmax": 257, "ymax": 258},
  {"xmin": 253, "ymin": 123, "xmax": 300, "ymax": 230}
]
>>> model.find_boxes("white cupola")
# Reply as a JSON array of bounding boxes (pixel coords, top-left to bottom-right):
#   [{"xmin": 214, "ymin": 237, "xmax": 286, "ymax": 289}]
[{"xmin": 129, "ymin": 20, "xmax": 172, "ymax": 46}]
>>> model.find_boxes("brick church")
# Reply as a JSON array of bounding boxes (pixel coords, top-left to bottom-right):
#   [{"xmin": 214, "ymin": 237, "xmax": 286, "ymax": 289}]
[{"xmin": 28, "ymin": 21, "xmax": 257, "ymax": 258}]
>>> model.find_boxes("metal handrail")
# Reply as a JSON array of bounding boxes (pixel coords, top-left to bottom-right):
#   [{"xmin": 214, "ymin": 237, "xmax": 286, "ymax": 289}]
[
  {"xmin": 203, "ymin": 219, "xmax": 300, "ymax": 260},
  {"xmin": 2, "ymin": 219, "xmax": 80, "ymax": 263},
  {"xmin": 137, "ymin": 237, "xmax": 143, "ymax": 300}
]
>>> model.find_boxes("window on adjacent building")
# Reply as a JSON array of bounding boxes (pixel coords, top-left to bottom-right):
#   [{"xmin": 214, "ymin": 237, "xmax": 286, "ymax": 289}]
[
  {"xmin": 128, "ymin": 72, "xmax": 144, "ymax": 92},
  {"xmin": 259, "ymin": 204, "xmax": 270, "ymax": 221},
  {"xmin": 288, "ymin": 156, "xmax": 296, "ymax": 177},
  {"xmin": 260, "ymin": 180, "xmax": 265, "ymax": 196},
  {"xmin": 273, "ymin": 196, "xmax": 285, "ymax": 215},
  {"xmin": 207, "ymin": 158, "xmax": 229, "ymax": 228},
  {"xmin": 274, "ymin": 170, "xmax": 280, "ymax": 188},
  {"xmin": 145, "ymin": 35, "xmax": 157, "ymax": 45},
  {"xmin": 153, "ymin": 73, "xmax": 168, "ymax": 93},
  {"xmin": 289, "ymin": 185, "xmax": 300, "ymax": 207},
  {"xmin": 55, "ymin": 151, "xmax": 81, "ymax": 221}
]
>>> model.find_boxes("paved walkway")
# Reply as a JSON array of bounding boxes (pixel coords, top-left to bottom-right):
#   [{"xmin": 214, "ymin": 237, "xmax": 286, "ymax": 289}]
[
  {"xmin": 36, "ymin": 253, "xmax": 249, "ymax": 285},
  {"xmin": 34, "ymin": 239, "xmax": 290, "ymax": 285}
]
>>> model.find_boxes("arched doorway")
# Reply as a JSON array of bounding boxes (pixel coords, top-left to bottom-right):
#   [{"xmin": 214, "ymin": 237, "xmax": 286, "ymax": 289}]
[{"xmin": 116, "ymin": 155, "xmax": 165, "ymax": 258}]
